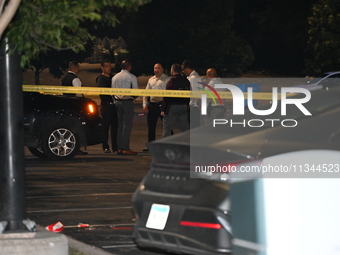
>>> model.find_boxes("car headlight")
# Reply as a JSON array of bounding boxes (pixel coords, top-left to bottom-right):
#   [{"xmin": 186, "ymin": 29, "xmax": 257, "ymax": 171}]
[{"xmin": 86, "ymin": 103, "xmax": 97, "ymax": 114}]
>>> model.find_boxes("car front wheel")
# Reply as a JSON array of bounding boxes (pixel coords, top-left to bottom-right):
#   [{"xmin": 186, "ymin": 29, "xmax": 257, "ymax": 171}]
[{"xmin": 41, "ymin": 121, "xmax": 80, "ymax": 160}]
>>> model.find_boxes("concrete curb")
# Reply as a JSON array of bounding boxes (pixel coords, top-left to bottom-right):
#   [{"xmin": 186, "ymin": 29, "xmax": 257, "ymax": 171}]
[
  {"xmin": 0, "ymin": 231, "xmax": 68, "ymax": 255},
  {"xmin": 36, "ymin": 226, "xmax": 116, "ymax": 255},
  {"xmin": 67, "ymin": 235, "xmax": 116, "ymax": 255}
]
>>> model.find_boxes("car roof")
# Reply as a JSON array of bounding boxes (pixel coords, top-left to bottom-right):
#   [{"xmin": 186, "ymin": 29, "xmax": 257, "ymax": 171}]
[{"xmin": 324, "ymin": 71, "xmax": 340, "ymax": 74}]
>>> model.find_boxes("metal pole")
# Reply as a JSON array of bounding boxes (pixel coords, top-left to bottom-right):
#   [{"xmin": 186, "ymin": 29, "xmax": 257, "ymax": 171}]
[{"xmin": 0, "ymin": 37, "xmax": 27, "ymax": 231}]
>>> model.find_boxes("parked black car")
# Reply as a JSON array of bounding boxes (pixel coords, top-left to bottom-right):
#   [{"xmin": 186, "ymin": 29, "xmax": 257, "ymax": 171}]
[
  {"xmin": 132, "ymin": 86, "xmax": 340, "ymax": 255},
  {"xmin": 24, "ymin": 92, "xmax": 102, "ymax": 160}
]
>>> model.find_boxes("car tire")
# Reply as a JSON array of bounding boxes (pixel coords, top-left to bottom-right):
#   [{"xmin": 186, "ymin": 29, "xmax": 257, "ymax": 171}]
[
  {"xmin": 28, "ymin": 147, "xmax": 48, "ymax": 158},
  {"xmin": 41, "ymin": 121, "xmax": 80, "ymax": 160}
]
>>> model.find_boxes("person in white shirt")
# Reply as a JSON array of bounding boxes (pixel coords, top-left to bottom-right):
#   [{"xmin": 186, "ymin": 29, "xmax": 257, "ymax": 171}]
[
  {"xmin": 181, "ymin": 60, "xmax": 202, "ymax": 128},
  {"xmin": 60, "ymin": 61, "xmax": 87, "ymax": 155},
  {"xmin": 111, "ymin": 60, "xmax": 138, "ymax": 155},
  {"xmin": 205, "ymin": 68, "xmax": 227, "ymax": 123},
  {"xmin": 142, "ymin": 63, "xmax": 170, "ymax": 151}
]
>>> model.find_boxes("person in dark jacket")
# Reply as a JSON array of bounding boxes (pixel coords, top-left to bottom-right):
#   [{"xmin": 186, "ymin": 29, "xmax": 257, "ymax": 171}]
[
  {"xmin": 96, "ymin": 60, "xmax": 118, "ymax": 153},
  {"xmin": 161, "ymin": 63, "xmax": 190, "ymax": 137},
  {"xmin": 61, "ymin": 61, "xmax": 82, "ymax": 97}
]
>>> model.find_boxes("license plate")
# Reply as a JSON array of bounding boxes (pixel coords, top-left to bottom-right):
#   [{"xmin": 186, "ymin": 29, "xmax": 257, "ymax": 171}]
[{"xmin": 146, "ymin": 204, "xmax": 170, "ymax": 230}]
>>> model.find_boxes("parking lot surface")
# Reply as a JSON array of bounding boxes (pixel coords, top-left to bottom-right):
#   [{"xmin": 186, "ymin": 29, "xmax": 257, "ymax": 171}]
[{"xmin": 25, "ymin": 103, "xmax": 175, "ymax": 254}]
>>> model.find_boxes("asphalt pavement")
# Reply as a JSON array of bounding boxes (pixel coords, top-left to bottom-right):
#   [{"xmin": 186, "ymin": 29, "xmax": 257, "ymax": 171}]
[{"xmin": 24, "ymin": 102, "xmax": 175, "ymax": 255}]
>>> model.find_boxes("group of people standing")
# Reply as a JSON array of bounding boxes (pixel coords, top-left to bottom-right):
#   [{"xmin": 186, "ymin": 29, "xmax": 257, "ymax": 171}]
[
  {"xmin": 97, "ymin": 59, "xmax": 138, "ymax": 155},
  {"xmin": 61, "ymin": 60, "xmax": 226, "ymax": 155},
  {"xmin": 143, "ymin": 60, "xmax": 226, "ymax": 151},
  {"xmin": 143, "ymin": 62, "xmax": 192, "ymax": 146}
]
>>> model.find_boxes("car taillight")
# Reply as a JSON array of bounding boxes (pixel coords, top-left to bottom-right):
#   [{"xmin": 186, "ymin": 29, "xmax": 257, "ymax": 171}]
[
  {"xmin": 180, "ymin": 221, "xmax": 222, "ymax": 229},
  {"xmin": 219, "ymin": 158, "xmax": 260, "ymax": 170}
]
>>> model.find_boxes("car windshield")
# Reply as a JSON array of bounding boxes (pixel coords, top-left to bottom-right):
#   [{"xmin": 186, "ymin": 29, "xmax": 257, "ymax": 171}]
[
  {"xmin": 309, "ymin": 73, "xmax": 329, "ymax": 83},
  {"xmin": 309, "ymin": 73, "xmax": 340, "ymax": 85}
]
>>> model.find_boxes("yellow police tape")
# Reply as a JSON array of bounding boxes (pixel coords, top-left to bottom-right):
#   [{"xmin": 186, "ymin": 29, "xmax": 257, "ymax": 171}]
[{"xmin": 22, "ymin": 85, "xmax": 282, "ymax": 100}]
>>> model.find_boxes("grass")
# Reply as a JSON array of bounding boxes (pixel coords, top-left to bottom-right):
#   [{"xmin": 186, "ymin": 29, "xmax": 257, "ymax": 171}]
[{"xmin": 69, "ymin": 248, "xmax": 88, "ymax": 255}]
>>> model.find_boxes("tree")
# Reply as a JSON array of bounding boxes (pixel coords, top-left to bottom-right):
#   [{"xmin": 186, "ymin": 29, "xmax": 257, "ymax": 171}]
[
  {"xmin": 306, "ymin": 0, "xmax": 340, "ymax": 74},
  {"xmin": 5, "ymin": 0, "xmax": 151, "ymax": 67},
  {"xmin": 28, "ymin": 43, "xmax": 94, "ymax": 84},
  {"xmin": 233, "ymin": 0, "xmax": 315, "ymax": 75},
  {"xmin": 117, "ymin": 0, "xmax": 253, "ymax": 76}
]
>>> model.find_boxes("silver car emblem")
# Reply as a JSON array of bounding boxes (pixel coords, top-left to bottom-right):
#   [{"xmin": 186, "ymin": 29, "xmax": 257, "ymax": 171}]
[{"xmin": 164, "ymin": 149, "xmax": 176, "ymax": 161}]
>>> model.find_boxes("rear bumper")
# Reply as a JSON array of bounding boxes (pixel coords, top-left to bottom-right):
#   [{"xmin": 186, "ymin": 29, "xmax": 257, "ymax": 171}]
[
  {"xmin": 134, "ymin": 228, "xmax": 232, "ymax": 255},
  {"xmin": 133, "ymin": 195, "xmax": 232, "ymax": 255}
]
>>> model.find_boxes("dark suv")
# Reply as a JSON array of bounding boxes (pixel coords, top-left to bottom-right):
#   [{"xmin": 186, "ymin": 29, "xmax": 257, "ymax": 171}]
[{"xmin": 24, "ymin": 92, "xmax": 102, "ymax": 160}]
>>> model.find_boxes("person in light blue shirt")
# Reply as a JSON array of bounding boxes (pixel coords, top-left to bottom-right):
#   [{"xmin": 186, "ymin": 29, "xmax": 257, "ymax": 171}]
[{"xmin": 111, "ymin": 60, "xmax": 138, "ymax": 155}]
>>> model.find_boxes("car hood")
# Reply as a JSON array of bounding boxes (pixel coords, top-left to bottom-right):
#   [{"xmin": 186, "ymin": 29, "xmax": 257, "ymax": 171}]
[
  {"xmin": 149, "ymin": 87, "xmax": 340, "ymax": 165},
  {"xmin": 294, "ymin": 83, "xmax": 322, "ymax": 91}
]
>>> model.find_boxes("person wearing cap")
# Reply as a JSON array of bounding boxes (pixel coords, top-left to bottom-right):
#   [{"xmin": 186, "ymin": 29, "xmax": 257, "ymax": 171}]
[{"xmin": 142, "ymin": 63, "xmax": 170, "ymax": 151}]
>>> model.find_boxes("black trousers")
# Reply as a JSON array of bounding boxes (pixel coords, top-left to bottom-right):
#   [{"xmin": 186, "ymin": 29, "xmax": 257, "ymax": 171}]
[
  {"xmin": 147, "ymin": 102, "xmax": 163, "ymax": 142},
  {"xmin": 101, "ymin": 103, "xmax": 118, "ymax": 151},
  {"xmin": 189, "ymin": 106, "xmax": 200, "ymax": 129}
]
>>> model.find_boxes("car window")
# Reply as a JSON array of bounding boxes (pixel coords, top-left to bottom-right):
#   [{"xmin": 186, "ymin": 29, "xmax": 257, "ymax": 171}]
[
  {"xmin": 322, "ymin": 73, "xmax": 340, "ymax": 86},
  {"xmin": 309, "ymin": 73, "xmax": 329, "ymax": 84}
]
